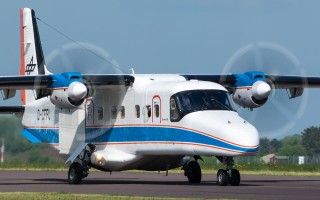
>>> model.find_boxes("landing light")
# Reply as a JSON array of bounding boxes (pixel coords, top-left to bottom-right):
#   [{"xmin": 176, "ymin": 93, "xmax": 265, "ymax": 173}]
[{"xmin": 96, "ymin": 153, "xmax": 104, "ymax": 165}]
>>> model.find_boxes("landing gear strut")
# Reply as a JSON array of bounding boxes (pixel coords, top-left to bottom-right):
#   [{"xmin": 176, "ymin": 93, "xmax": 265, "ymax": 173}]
[
  {"xmin": 183, "ymin": 157, "xmax": 202, "ymax": 183},
  {"xmin": 216, "ymin": 156, "xmax": 240, "ymax": 186},
  {"xmin": 67, "ymin": 144, "xmax": 95, "ymax": 184}
]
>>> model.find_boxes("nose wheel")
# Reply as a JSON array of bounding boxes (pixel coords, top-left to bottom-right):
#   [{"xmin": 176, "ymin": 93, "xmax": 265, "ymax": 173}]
[
  {"xmin": 183, "ymin": 160, "xmax": 202, "ymax": 183},
  {"xmin": 216, "ymin": 157, "xmax": 241, "ymax": 186}
]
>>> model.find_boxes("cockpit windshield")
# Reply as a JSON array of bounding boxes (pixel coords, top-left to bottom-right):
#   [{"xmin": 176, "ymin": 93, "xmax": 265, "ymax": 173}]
[{"xmin": 170, "ymin": 90, "xmax": 234, "ymax": 122}]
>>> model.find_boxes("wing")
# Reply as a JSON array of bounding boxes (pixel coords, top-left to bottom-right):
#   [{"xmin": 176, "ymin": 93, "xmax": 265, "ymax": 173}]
[
  {"xmin": 0, "ymin": 74, "xmax": 135, "ymax": 90},
  {"xmin": 82, "ymin": 74, "xmax": 135, "ymax": 86},
  {"xmin": 0, "ymin": 74, "xmax": 135, "ymax": 111},
  {"xmin": 183, "ymin": 74, "xmax": 320, "ymax": 89},
  {"xmin": 265, "ymin": 75, "xmax": 320, "ymax": 88},
  {"xmin": 0, "ymin": 75, "xmax": 52, "ymax": 90},
  {"xmin": 0, "ymin": 106, "xmax": 25, "ymax": 115}
]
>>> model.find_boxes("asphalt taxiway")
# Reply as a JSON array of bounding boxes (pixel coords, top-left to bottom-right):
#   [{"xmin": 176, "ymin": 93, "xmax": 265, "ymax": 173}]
[{"xmin": 0, "ymin": 170, "xmax": 319, "ymax": 199}]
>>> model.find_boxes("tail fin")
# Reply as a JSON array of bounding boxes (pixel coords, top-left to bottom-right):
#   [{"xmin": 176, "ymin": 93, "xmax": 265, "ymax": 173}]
[{"xmin": 20, "ymin": 8, "xmax": 50, "ymax": 104}]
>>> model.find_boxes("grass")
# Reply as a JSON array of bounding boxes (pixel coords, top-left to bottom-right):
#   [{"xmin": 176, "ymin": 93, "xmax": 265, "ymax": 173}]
[
  {"xmin": 0, "ymin": 192, "xmax": 206, "ymax": 200},
  {"xmin": 0, "ymin": 163, "xmax": 67, "ymax": 171}
]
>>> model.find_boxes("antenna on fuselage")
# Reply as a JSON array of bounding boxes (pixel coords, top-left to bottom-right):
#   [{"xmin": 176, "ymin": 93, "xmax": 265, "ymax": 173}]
[{"xmin": 129, "ymin": 68, "xmax": 135, "ymax": 74}]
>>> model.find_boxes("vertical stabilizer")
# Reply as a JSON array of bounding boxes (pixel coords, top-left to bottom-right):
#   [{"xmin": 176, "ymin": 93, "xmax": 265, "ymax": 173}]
[{"xmin": 20, "ymin": 8, "xmax": 49, "ymax": 104}]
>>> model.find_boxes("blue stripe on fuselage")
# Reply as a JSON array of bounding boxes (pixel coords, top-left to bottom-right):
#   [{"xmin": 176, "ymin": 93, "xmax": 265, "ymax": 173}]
[{"xmin": 22, "ymin": 126, "xmax": 259, "ymax": 153}]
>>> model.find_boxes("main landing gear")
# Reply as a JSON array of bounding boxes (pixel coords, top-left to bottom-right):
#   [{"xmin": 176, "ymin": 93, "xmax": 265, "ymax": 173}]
[
  {"xmin": 67, "ymin": 144, "xmax": 95, "ymax": 184},
  {"xmin": 216, "ymin": 156, "xmax": 241, "ymax": 186},
  {"xmin": 183, "ymin": 156, "xmax": 240, "ymax": 186}
]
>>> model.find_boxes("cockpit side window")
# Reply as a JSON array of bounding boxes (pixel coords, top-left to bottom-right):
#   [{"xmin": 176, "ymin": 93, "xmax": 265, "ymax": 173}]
[{"xmin": 170, "ymin": 97, "xmax": 180, "ymax": 122}]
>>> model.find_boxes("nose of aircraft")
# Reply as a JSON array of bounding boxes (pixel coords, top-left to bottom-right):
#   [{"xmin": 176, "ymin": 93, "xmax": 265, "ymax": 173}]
[{"xmin": 182, "ymin": 111, "xmax": 259, "ymax": 154}]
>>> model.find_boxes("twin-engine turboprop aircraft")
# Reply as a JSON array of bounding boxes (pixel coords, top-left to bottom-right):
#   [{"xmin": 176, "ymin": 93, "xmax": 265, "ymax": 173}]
[{"xmin": 1, "ymin": 8, "xmax": 320, "ymax": 186}]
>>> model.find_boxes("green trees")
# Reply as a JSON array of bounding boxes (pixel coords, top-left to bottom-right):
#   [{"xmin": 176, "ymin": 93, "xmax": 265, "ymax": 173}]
[
  {"xmin": 259, "ymin": 135, "xmax": 306, "ymax": 156},
  {"xmin": 0, "ymin": 116, "xmax": 63, "ymax": 165},
  {"xmin": 301, "ymin": 126, "xmax": 320, "ymax": 156},
  {"xmin": 258, "ymin": 138, "xmax": 282, "ymax": 156},
  {"xmin": 259, "ymin": 127, "xmax": 320, "ymax": 157},
  {"xmin": 277, "ymin": 135, "xmax": 306, "ymax": 156},
  {"xmin": 0, "ymin": 117, "xmax": 31, "ymax": 155}
]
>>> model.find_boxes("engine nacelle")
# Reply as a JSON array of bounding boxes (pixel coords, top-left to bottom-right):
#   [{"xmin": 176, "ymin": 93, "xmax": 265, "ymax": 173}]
[
  {"xmin": 232, "ymin": 80, "xmax": 271, "ymax": 108},
  {"xmin": 50, "ymin": 81, "xmax": 87, "ymax": 109}
]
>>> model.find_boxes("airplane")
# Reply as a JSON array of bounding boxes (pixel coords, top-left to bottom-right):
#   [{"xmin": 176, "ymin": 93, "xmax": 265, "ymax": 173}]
[{"xmin": 1, "ymin": 7, "xmax": 320, "ymax": 186}]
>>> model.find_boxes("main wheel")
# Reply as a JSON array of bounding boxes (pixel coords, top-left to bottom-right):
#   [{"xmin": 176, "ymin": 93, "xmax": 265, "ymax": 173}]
[
  {"xmin": 68, "ymin": 162, "xmax": 83, "ymax": 184},
  {"xmin": 217, "ymin": 169, "xmax": 228, "ymax": 186},
  {"xmin": 229, "ymin": 169, "xmax": 241, "ymax": 186},
  {"xmin": 186, "ymin": 161, "xmax": 202, "ymax": 183}
]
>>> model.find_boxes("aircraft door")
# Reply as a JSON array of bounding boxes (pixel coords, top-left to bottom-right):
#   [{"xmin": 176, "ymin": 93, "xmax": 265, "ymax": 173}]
[
  {"xmin": 85, "ymin": 98, "xmax": 94, "ymax": 126},
  {"xmin": 152, "ymin": 95, "xmax": 161, "ymax": 124}
]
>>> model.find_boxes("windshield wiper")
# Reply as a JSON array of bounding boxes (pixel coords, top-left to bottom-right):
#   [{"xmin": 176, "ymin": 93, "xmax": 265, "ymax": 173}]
[
  {"xmin": 201, "ymin": 97, "xmax": 210, "ymax": 111},
  {"xmin": 210, "ymin": 97, "xmax": 232, "ymax": 111}
]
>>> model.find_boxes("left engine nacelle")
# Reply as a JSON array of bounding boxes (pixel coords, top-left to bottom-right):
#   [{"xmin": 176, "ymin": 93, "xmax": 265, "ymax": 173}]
[
  {"xmin": 50, "ymin": 81, "xmax": 87, "ymax": 109},
  {"xmin": 232, "ymin": 80, "xmax": 271, "ymax": 108}
]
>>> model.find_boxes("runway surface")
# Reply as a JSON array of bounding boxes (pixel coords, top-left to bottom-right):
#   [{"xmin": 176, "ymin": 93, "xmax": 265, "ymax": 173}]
[{"xmin": 0, "ymin": 170, "xmax": 320, "ymax": 199}]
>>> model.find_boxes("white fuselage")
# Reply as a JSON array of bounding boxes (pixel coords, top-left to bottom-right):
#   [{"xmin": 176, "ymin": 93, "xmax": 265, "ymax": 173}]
[{"xmin": 20, "ymin": 74, "xmax": 259, "ymax": 171}]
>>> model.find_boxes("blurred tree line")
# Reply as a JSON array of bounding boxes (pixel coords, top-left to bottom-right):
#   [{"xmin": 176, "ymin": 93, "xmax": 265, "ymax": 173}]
[
  {"xmin": 259, "ymin": 126, "xmax": 320, "ymax": 157},
  {"xmin": 0, "ymin": 116, "xmax": 63, "ymax": 164}
]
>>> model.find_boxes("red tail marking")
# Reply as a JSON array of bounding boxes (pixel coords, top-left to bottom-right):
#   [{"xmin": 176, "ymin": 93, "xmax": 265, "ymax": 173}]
[{"xmin": 20, "ymin": 8, "xmax": 26, "ymax": 105}]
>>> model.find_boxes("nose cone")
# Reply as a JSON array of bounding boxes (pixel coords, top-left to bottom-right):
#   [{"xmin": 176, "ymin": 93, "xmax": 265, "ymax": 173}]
[
  {"xmin": 182, "ymin": 111, "xmax": 259, "ymax": 154},
  {"xmin": 68, "ymin": 82, "xmax": 88, "ymax": 101},
  {"xmin": 252, "ymin": 80, "xmax": 271, "ymax": 100}
]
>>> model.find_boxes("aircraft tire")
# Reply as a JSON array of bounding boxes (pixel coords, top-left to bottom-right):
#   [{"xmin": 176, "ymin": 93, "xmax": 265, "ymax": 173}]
[
  {"xmin": 217, "ymin": 169, "xmax": 228, "ymax": 186},
  {"xmin": 186, "ymin": 161, "xmax": 202, "ymax": 183},
  {"xmin": 68, "ymin": 162, "xmax": 83, "ymax": 184},
  {"xmin": 229, "ymin": 169, "xmax": 241, "ymax": 186}
]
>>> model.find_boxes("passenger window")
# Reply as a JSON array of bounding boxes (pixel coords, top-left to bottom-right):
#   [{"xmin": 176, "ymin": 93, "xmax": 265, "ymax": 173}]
[
  {"xmin": 111, "ymin": 106, "xmax": 117, "ymax": 119},
  {"xmin": 87, "ymin": 105, "xmax": 93, "ymax": 120},
  {"xmin": 154, "ymin": 104, "xmax": 160, "ymax": 118},
  {"xmin": 98, "ymin": 107, "xmax": 103, "ymax": 120},
  {"xmin": 119, "ymin": 106, "xmax": 125, "ymax": 119},
  {"xmin": 143, "ymin": 105, "xmax": 151, "ymax": 118},
  {"xmin": 147, "ymin": 106, "xmax": 151, "ymax": 117},
  {"xmin": 135, "ymin": 105, "xmax": 140, "ymax": 118}
]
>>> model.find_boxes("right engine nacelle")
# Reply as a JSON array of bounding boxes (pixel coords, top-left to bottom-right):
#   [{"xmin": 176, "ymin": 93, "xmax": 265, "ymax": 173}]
[{"xmin": 232, "ymin": 80, "xmax": 271, "ymax": 108}]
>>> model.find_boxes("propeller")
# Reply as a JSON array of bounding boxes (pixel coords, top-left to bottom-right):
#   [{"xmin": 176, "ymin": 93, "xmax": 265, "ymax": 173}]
[
  {"xmin": 46, "ymin": 42, "xmax": 126, "ymax": 110},
  {"xmin": 45, "ymin": 42, "xmax": 128, "ymax": 139},
  {"xmin": 45, "ymin": 42, "xmax": 128, "ymax": 98},
  {"xmin": 46, "ymin": 42, "xmax": 124, "ymax": 75},
  {"xmin": 223, "ymin": 41, "xmax": 308, "ymax": 138}
]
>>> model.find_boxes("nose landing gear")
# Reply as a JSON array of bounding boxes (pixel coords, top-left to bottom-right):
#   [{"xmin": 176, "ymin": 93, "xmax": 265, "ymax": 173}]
[
  {"xmin": 216, "ymin": 156, "xmax": 241, "ymax": 186},
  {"xmin": 182, "ymin": 156, "xmax": 203, "ymax": 183}
]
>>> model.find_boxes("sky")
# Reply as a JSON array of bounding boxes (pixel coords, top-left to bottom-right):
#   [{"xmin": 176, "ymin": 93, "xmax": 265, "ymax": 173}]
[{"xmin": 1, "ymin": 0, "xmax": 320, "ymax": 138}]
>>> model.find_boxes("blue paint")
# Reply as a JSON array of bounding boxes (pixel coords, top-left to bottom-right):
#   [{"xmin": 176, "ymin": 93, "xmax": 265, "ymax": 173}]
[
  {"xmin": 22, "ymin": 128, "xmax": 59, "ymax": 143},
  {"xmin": 233, "ymin": 71, "xmax": 266, "ymax": 87},
  {"xmin": 21, "ymin": 129, "xmax": 42, "ymax": 143},
  {"xmin": 21, "ymin": 126, "xmax": 259, "ymax": 153},
  {"xmin": 49, "ymin": 72, "xmax": 83, "ymax": 88}
]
